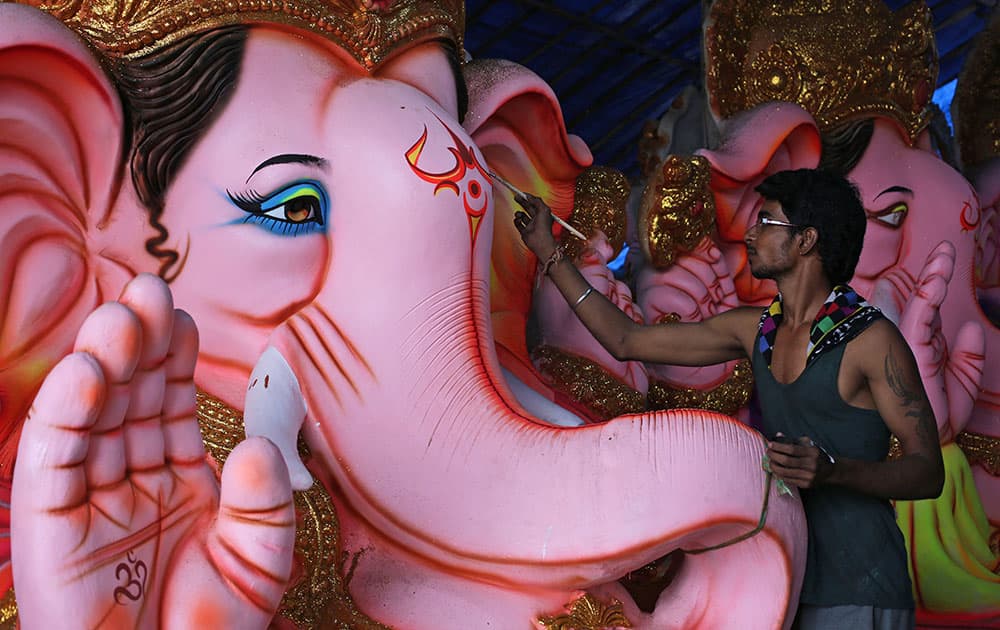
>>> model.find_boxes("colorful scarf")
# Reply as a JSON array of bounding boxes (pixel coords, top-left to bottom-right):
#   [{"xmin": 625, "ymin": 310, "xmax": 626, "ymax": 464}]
[{"xmin": 757, "ymin": 285, "xmax": 883, "ymax": 370}]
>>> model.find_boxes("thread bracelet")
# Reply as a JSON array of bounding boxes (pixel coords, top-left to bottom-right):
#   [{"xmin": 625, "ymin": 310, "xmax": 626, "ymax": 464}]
[{"xmin": 541, "ymin": 245, "xmax": 565, "ymax": 276}]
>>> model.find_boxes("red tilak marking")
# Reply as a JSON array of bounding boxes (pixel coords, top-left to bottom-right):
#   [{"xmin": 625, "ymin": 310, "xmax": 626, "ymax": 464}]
[
  {"xmin": 405, "ymin": 111, "xmax": 491, "ymax": 246},
  {"xmin": 960, "ymin": 199, "xmax": 980, "ymax": 232}
]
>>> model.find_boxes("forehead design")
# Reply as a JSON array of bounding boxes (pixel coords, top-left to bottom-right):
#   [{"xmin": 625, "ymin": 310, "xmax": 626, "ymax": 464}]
[{"xmin": 406, "ymin": 110, "xmax": 490, "ymax": 247}]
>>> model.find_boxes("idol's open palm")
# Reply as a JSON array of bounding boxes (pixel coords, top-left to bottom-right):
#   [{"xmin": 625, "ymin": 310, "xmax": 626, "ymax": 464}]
[
  {"xmin": 893, "ymin": 242, "xmax": 985, "ymax": 442},
  {"xmin": 11, "ymin": 274, "xmax": 295, "ymax": 628}
]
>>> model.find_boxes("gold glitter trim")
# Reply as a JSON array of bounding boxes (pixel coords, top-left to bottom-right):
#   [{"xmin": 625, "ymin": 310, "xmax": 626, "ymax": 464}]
[
  {"xmin": 195, "ymin": 392, "xmax": 388, "ymax": 629},
  {"xmin": 646, "ymin": 359, "xmax": 753, "ymax": 418},
  {"xmin": 638, "ymin": 155, "xmax": 716, "ymax": 270},
  {"xmin": 888, "ymin": 434, "xmax": 902, "ymax": 460},
  {"xmin": 655, "ymin": 312, "xmax": 681, "ymax": 326},
  {"xmin": 0, "ymin": 588, "xmax": 16, "ymax": 628},
  {"xmin": 954, "ymin": 15, "xmax": 999, "ymax": 168},
  {"xmin": 15, "ymin": 0, "xmax": 464, "ymax": 69},
  {"xmin": 532, "ymin": 345, "xmax": 646, "ymax": 422},
  {"xmin": 888, "ymin": 432, "xmax": 999, "ymax": 477},
  {"xmin": 705, "ymin": 0, "xmax": 937, "ymax": 144},
  {"xmin": 537, "ymin": 593, "xmax": 632, "ymax": 630},
  {"xmin": 956, "ymin": 430, "xmax": 1000, "ymax": 477},
  {"xmin": 561, "ymin": 166, "xmax": 630, "ymax": 259},
  {"xmin": 195, "ymin": 391, "xmax": 247, "ymax": 464}
]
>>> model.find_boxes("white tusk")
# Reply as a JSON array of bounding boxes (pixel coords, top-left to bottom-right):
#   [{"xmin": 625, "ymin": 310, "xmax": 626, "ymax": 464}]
[{"xmin": 244, "ymin": 346, "xmax": 313, "ymax": 491}]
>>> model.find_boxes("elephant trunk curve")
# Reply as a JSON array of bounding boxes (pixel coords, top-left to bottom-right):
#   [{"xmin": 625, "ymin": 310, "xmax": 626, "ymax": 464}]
[
  {"xmin": 263, "ymin": 120, "xmax": 805, "ymax": 606},
  {"xmin": 270, "ymin": 276, "xmax": 804, "ymax": 594}
]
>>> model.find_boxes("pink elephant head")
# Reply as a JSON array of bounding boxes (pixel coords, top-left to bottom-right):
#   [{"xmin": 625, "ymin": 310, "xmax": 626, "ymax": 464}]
[
  {"xmin": 0, "ymin": 2, "xmax": 806, "ymax": 628},
  {"xmin": 954, "ymin": 14, "xmax": 1000, "ymax": 320}
]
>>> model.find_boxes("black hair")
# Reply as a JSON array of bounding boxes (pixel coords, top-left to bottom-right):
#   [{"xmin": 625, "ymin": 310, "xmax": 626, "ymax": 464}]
[
  {"xmin": 818, "ymin": 119, "xmax": 874, "ymax": 176},
  {"xmin": 110, "ymin": 28, "xmax": 469, "ymax": 281},
  {"xmin": 754, "ymin": 169, "xmax": 867, "ymax": 285},
  {"xmin": 112, "ymin": 25, "xmax": 249, "ymax": 281}
]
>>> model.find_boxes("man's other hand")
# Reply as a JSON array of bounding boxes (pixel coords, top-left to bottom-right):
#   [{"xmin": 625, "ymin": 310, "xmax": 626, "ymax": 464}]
[{"xmin": 766, "ymin": 435, "xmax": 834, "ymax": 489}]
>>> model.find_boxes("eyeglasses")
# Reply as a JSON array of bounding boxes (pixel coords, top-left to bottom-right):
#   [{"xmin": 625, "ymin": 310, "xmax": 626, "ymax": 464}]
[{"xmin": 753, "ymin": 216, "xmax": 800, "ymax": 229}]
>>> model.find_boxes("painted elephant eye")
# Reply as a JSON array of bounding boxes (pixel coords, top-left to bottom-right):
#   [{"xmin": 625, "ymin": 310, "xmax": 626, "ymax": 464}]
[
  {"xmin": 227, "ymin": 181, "xmax": 328, "ymax": 236},
  {"xmin": 868, "ymin": 202, "xmax": 907, "ymax": 229}
]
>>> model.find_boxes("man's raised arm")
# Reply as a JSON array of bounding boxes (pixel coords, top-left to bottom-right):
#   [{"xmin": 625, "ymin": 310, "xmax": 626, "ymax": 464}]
[{"xmin": 513, "ymin": 194, "xmax": 755, "ymax": 367}]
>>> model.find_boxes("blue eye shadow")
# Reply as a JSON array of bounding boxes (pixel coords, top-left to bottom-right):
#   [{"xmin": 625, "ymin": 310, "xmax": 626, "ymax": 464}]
[{"xmin": 224, "ymin": 179, "xmax": 329, "ymax": 236}]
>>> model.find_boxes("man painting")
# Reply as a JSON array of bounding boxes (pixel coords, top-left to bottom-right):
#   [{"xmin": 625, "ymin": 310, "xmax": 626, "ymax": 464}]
[{"xmin": 515, "ymin": 168, "xmax": 944, "ymax": 629}]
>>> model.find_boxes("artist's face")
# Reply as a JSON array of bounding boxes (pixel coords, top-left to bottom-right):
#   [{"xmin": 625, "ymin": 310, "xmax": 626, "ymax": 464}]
[{"xmin": 744, "ymin": 199, "xmax": 800, "ymax": 280}]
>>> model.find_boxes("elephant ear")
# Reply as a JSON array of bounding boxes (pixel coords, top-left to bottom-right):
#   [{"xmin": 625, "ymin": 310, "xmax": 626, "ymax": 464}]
[
  {"xmin": 462, "ymin": 58, "xmax": 592, "ymax": 391},
  {"xmin": 0, "ymin": 5, "xmax": 124, "ymax": 470},
  {"xmin": 700, "ymin": 103, "xmax": 821, "ymax": 241},
  {"xmin": 698, "ymin": 103, "xmax": 821, "ymax": 302}
]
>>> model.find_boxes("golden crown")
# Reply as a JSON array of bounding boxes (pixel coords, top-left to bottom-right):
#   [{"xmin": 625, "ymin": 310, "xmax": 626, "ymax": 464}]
[
  {"xmin": 14, "ymin": 0, "xmax": 464, "ymax": 69},
  {"xmin": 705, "ymin": 0, "xmax": 937, "ymax": 144},
  {"xmin": 954, "ymin": 15, "xmax": 999, "ymax": 168}
]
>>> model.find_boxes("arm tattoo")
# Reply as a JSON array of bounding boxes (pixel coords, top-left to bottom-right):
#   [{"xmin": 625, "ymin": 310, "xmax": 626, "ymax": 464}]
[
  {"xmin": 884, "ymin": 349, "xmax": 918, "ymax": 406},
  {"xmin": 884, "ymin": 348, "xmax": 937, "ymax": 450}
]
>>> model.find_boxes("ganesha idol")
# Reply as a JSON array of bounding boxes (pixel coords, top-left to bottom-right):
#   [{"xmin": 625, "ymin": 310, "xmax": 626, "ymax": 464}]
[
  {"xmin": 954, "ymin": 13, "xmax": 1000, "ymax": 546},
  {"xmin": 0, "ymin": 0, "xmax": 812, "ymax": 627},
  {"xmin": 624, "ymin": 0, "xmax": 1000, "ymax": 624}
]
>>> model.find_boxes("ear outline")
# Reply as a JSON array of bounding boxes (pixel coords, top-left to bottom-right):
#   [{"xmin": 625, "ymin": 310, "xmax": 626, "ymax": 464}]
[
  {"xmin": 1, "ymin": 4, "xmax": 125, "ymax": 222},
  {"xmin": 798, "ymin": 225, "xmax": 820, "ymax": 257},
  {"xmin": 0, "ymin": 4, "xmax": 126, "ymax": 469},
  {"xmin": 700, "ymin": 103, "xmax": 821, "ymax": 242},
  {"xmin": 696, "ymin": 103, "xmax": 822, "ymax": 303},
  {"xmin": 462, "ymin": 57, "xmax": 592, "ymax": 394}
]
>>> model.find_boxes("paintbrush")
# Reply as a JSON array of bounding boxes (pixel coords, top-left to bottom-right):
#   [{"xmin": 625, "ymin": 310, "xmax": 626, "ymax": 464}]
[{"xmin": 485, "ymin": 169, "xmax": 588, "ymax": 241}]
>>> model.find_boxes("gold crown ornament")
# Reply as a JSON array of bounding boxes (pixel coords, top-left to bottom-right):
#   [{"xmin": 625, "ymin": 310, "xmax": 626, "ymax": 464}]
[
  {"xmin": 10, "ymin": 0, "xmax": 464, "ymax": 69},
  {"xmin": 705, "ymin": 0, "xmax": 938, "ymax": 144},
  {"xmin": 954, "ymin": 15, "xmax": 999, "ymax": 169}
]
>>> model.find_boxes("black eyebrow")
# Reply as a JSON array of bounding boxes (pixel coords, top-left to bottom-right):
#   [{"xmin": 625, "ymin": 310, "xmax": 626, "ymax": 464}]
[
  {"xmin": 874, "ymin": 186, "xmax": 913, "ymax": 200},
  {"xmin": 247, "ymin": 154, "xmax": 328, "ymax": 183}
]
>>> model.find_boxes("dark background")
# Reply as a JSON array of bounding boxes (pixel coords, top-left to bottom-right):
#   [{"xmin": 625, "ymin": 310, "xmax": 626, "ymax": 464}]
[{"xmin": 464, "ymin": 0, "xmax": 997, "ymax": 181}]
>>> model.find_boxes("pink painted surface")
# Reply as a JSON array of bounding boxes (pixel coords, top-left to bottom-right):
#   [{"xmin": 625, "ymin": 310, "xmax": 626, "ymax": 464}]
[
  {"xmin": 636, "ymin": 239, "xmax": 743, "ymax": 391},
  {"xmin": 969, "ymin": 159, "xmax": 1000, "ymax": 528},
  {"xmin": 0, "ymin": 5, "xmax": 807, "ymax": 628},
  {"xmin": 532, "ymin": 231, "xmax": 650, "ymax": 397}
]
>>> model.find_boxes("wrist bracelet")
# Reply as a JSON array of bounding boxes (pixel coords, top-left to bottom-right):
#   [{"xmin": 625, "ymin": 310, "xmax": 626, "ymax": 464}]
[
  {"xmin": 541, "ymin": 245, "xmax": 565, "ymax": 276},
  {"xmin": 572, "ymin": 287, "xmax": 594, "ymax": 310},
  {"xmin": 809, "ymin": 439, "xmax": 836, "ymax": 464}
]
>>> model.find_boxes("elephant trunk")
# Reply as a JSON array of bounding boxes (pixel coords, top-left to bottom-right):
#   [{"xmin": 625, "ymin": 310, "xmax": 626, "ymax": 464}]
[
  {"xmin": 271, "ymin": 273, "xmax": 804, "ymax": 593},
  {"xmin": 265, "ymin": 124, "xmax": 804, "ymax": 613}
]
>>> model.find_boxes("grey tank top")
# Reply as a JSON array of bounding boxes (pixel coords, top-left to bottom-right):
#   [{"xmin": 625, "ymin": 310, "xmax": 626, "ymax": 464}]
[{"xmin": 752, "ymin": 336, "xmax": 915, "ymax": 609}]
